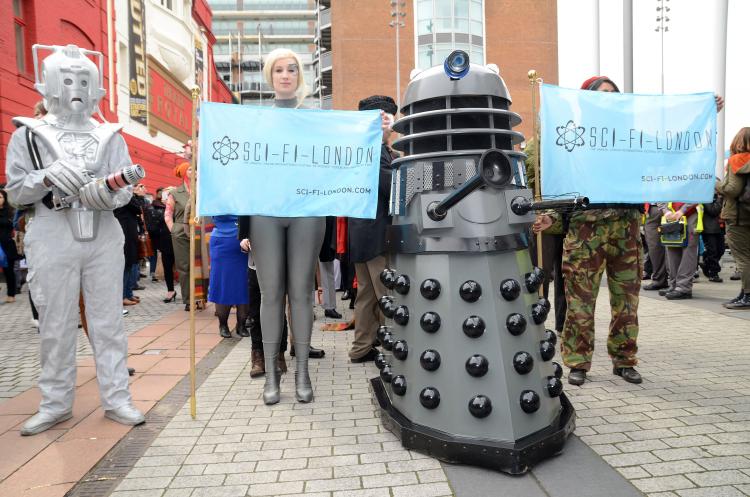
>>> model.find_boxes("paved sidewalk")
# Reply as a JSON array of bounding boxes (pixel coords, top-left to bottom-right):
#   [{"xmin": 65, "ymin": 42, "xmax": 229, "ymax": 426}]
[
  {"xmin": 102, "ymin": 276, "xmax": 749, "ymax": 497},
  {"xmin": 1, "ymin": 270, "xmax": 748, "ymax": 497},
  {"xmin": 0, "ymin": 275, "xmax": 183, "ymax": 401}
]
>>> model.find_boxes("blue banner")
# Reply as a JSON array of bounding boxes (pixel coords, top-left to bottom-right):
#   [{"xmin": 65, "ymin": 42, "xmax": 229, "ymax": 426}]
[
  {"xmin": 540, "ymin": 84, "xmax": 716, "ymax": 204},
  {"xmin": 197, "ymin": 102, "xmax": 382, "ymax": 218}
]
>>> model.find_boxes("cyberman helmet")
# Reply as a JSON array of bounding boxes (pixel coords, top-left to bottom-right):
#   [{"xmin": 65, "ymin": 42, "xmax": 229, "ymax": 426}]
[{"xmin": 32, "ymin": 44, "xmax": 106, "ymax": 120}]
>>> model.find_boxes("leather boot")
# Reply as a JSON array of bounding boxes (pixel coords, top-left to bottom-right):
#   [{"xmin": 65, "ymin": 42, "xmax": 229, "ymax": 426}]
[
  {"xmin": 277, "ymin": 353, "xmax": 288, "ymax": 373},
  {"xmin": 263, "ymin": 351, "xmax": 281, "ymax": 405},
  {"xmin": 294, "ymin": 343, "xmax": 314, "ymax": 403},
  {"xmin": 235, "ymin": 322, "xmax": 250, "ymax": 338},
  {"xmin": 250, "ymin": 349, "xmax": 265, "ymax": 378}
]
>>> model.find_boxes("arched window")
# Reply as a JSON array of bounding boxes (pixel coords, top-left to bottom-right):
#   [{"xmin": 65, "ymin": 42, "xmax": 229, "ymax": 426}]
[{"xmin": 414, "ymin": 0, "xmax": 484, "ymax": 70}]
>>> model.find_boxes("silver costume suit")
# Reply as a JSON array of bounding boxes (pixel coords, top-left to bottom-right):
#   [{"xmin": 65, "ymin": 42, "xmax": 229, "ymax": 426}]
[{"xmin": 5, "ymin": 44, "xmax": 144, "ymax": 435}]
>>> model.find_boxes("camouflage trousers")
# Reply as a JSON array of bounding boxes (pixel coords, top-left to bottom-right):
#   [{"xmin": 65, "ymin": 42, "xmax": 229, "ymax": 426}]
[{"xmin": 561, "ymin": 212, "xmax": 642, "ymax": 371}]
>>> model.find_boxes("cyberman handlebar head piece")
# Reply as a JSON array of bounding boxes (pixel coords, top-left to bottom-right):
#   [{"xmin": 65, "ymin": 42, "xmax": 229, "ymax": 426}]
[
  {"xmin": 372, "ymin": 51, "xmax": 577, "ymax": 475},
  {"xmin": 33, "ymin": 44, "xmax": 106, "ymax": 128}
]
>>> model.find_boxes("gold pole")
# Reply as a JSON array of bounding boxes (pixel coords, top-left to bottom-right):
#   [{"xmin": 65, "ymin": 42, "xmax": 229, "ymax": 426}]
[
  {"xmin": 528, "ymin": 70, "xmax": 543, "ymax": 296},
  {"xmin": 189, "ymin": 86, "xmax": 200, "ymax": 419}
]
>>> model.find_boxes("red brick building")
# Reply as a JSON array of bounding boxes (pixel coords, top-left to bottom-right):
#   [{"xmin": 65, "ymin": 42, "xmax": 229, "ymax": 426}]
[{"xmin": 0, "ymin": 0, "xmax": 232, "ymax": 190}]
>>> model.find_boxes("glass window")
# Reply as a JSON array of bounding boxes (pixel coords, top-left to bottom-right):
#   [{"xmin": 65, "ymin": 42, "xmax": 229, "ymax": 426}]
[
  {"xmin": 417, "ymin": 19, "xmax": 433, "ymax": 35},
  {"xmin": 454, "ymin": 0, "xmax": 468, "ymax": 17},
  {"xmin": 435, "ymin": 0, "xmax": 451, "ymax": 17},
  {"xmin": 414, "ymin": 0, "xmax": 484, "ymax": 68},
  {"xmin": 417, "ymin": 0, "xmax": 432, "ymax": 18},
  {"xmin": 13, "ymin": 0, "xmax": 29, "ymax": 73}
]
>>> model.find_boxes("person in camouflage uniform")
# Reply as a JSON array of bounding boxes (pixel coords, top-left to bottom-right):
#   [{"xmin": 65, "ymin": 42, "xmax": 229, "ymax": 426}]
[{"xmin": 533, "ymin": 76, "xmax": 644, "ymax": 386}]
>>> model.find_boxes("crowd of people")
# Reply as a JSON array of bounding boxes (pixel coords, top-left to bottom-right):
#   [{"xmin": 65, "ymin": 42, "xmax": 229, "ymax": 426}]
[
  {"xmin": 1, "ymin": 51, "xmax": 748, "ymax": 414},
  {"xmin": 531, "ymin": 76, "xmax": 749, "ymax": 388}
]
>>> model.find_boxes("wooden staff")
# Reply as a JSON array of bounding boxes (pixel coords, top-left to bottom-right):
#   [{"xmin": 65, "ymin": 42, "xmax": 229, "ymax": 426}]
[
  {"xmin": 528, "ymin": 69, "xmax": 543, "ymax": 297},
  {"xmin": 189, "ymin": 86, "xmax": 200, "ymax": 419}
]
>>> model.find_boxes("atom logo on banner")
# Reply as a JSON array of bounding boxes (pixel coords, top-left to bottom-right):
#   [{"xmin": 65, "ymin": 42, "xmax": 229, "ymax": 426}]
[
  {"xmin": 212, "ymin": 135, "xmax": 239, "ymax": 165},
  {"xmin": 555, "ymin": 120, "xmax": 585, "ymax": 152}
]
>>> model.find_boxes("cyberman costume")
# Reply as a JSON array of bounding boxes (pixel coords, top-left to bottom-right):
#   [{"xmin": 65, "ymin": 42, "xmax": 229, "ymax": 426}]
[
  {"xmin": 5, "ymin": 44, "xmax": 145, "ymax": 435},
  {"xmin": 371, "ymin": 51, "xmax": 579, "ymax": 474}
]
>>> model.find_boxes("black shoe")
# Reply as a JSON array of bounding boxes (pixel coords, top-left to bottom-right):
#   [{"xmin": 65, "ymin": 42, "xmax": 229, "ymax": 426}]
[
  {"xmin": 724, "ymin": 290, "xmax": 745, "ymax": 306},
  {"xmin": 184, "ymin": 304, "xmax": 190, "ymax": 311},
  {"xmin": 235, "ymin": 324, "xmax": 250, "ymax": 337},
  {"xmin": 568, "ymin": 368, "xmax": 586, "ymax": 386},
  {"xmin": 708, "ymin": 275, "xmax": 723, "ymax": 283},
  {"xmin": 139, "ymin": 272, "xmax": 147, "ymax": 278},
  {"xmin": 324, "ymin": 308, "xmax": 343, "ymax": 319},
  {"xmin": 723, "ymin": 294, "xmax": 750, "ymax": 309},
  {"xmin": 163, "ymin": 292, "xmax": 177, "ymax": 303},
  {"xmin": 658, "ymin": 288, "xmax": 673, "ymax": 297},
  {"xmin": 219, "ymin": 324, "xmax": 232, "ymax": 338},
  {"xmin": 351, "ymin": 348, "xmax": 379, "ymax": 363},
  {"xmin": 151, "ymin": 276, "xmax": 159, "ymax": 282},
  {"xmin": 127, "ymin": 367, "xmax": 135, "ymax": 376},
  {"xmin": 290, "ymin": 345, "xmax": 326, "ymax": 358},
  {"xmin": 730, "ymin": 271, "xmax": 741, "ymax": 281},
  {"xmin": 613, "ymin": 367, "xmax": 642, "ymax": 384},
  {"xmin": 665, "ymin": 290, "xmax": 692, "ymax": 300},
  {"xmin": 133, "ymin": 285, "xmax": 146, "ymax": 291},
  {"xmin": 642, "ymin": 272, "xmax": 652, "ymax": 280},
  {"xmin": 341, "ymin": 290, "xmax": 351, "ymax": 301},
  {"xmin": 643, "ymin": 282, "xmax": 669, "ymax": 291}
]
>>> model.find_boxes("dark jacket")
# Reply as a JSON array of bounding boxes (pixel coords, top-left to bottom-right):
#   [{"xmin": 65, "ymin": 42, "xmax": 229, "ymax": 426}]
[
  {"xmin": 701, "ymin": 194, "xmax": 723, "ymax": 234},
  {"xmin": 319, "ymin": 216, "xmax": 337, "ymax": 262},
  {"xmin": 115, "ymin": 195, "xmax": 145, "ymax": 266},
  {"xmin": 144, "ymin": 198, "xmax": 174, "ymax": 254},
  {"xmin": 347, "ymin": 143, "xmax": 394, "ymax": 263},
  {"xmin": 718, "ymin": 153, "xmax": 750, "ymax": 226}
]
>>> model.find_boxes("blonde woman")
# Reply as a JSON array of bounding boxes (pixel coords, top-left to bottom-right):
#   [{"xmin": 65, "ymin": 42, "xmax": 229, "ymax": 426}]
[{"xmin": 248, "ymin": 48, "xmax": 324, "ymax": 404}]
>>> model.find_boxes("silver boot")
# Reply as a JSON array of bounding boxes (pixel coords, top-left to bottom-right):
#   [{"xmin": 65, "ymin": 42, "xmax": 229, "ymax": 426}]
[
  {"xmin": 294, "ymin": 343, "xmax": 314, "ymax": 403},
  {"xmin": 263, "ymin": 351, "xmax": 281, "ymax": 405}
]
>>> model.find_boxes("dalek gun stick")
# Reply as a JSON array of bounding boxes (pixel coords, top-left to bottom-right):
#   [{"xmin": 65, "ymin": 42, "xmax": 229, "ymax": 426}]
[{"xmin": 510, "ymin": 196, "xmax": 590, "ymax": 215}]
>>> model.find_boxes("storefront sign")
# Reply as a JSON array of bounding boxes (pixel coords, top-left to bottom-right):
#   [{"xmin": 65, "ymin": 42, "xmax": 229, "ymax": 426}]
[
  {"xmin": 147, "ymin": 56, "xmax": 192, "ymax": 143},
  {"xmin": 128, "ymin": 0, "xmax": 147, "ymax": 124}
]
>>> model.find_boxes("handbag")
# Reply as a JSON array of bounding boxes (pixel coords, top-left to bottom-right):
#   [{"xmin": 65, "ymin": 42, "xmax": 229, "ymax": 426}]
[
  {"xmin": 658, "ymin": 217, "xmax": 688, "ymax": 247},
  {"xmin": 137, "ymin": 232, "xmax": 154, "ymax": 258}
]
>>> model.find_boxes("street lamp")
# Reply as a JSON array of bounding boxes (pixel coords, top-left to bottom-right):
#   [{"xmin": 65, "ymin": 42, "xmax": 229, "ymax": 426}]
[
  {"xmin": 389, "ymin": 0, "xmax": 406, "ymax": 110},
  {"xmin": 654, "ymin": 0, "xmax": 671, "ymax": 93}
]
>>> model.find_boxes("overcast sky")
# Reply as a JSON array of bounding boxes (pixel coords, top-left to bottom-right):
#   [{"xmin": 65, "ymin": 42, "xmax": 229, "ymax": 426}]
[{"xmin": 557, "ymin": 0, "xmax": 747, "ymax": 156}]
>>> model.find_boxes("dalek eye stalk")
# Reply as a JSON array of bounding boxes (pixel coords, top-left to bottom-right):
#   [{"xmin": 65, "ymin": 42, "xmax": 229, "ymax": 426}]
[{"xmin": 371, "ymin": 51, "xmax": 581, "ymax": 474}]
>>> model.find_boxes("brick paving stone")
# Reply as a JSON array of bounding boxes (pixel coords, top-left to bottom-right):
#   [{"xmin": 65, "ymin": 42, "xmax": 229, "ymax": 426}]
[
  {"xmin": 631, "ymin": 475, "xmax": 696, "ymax": 493},
  {"xmin": 305, "ymin": 476, "xmax": 362, "ymax": 492},
  {"xmin": 224, "ymin": 472, "xmax": 280, "ymax": 485},
  {"xmin": 332, "ymin": 490, "xmax": 391, "ymax": 497},
  {"xmin": 685, "ymin": 470, "xmax": 750, "ymax": 487},
  {"xmin": 334, "ymin": 463, "xmax": 387, "ymax": 478},
  {"xmin": 191, "ymin": 486, "xmax": 250, "ymax": 497},
  {"xmin": 390, "ymin": 482, "xmax": 454, "ymax": 497},
  {"xmin": 643, "ymin": 460, "xmax": 704, "ymax": 477},
  {"xmin": 705, "ymin": 445, "xmax": 750, "ymax": 457},
  {"xmin": 604, "ymin": 451, "xmax": 661, "ymax": 467},
  {"xmin": 247, "ymin": 481, "xmax": 305, "ymax": 496},
  {"xmin": 676, "ymin": 486, "xmax": 749, "ymax": 497},
  {"xmin": 362, "ymin": 472, "xmax": 419, "ymax": 488},
  {"xmin": 617, "ymin": 466, "xmax": 651, "ymax": 479},
  {"xmin": 616, "ymin": 439, "xmax": 671, "ymax": 453},
  {"xmin": 692, "ymin": 456, "xmax": 750, "ymax": 471}
]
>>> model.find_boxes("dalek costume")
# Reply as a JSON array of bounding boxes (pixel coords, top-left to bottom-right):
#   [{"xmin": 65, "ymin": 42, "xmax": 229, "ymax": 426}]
[
  {"xmin": 371, "ymin": 51, "xmax": 577, "ymax": 474},
  {"xmin": 5, "ymin": 44, "xmax": 146, "ymax": 435}
]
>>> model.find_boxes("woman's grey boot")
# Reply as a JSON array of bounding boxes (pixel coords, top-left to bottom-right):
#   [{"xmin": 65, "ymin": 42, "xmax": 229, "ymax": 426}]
[
  {"xmin": 294, "ymin": 343, "xmax": 313, "ymax": 403},
  {"xmin": 263, "ymin": 351, "xmax": 281, "ymax": 405}
]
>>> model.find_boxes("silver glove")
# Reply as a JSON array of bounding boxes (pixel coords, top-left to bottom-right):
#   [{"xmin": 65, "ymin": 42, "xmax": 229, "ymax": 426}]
[
  {"xmin": 45, "ymin": 160, "xmax": 91, "ymax": 197},
  {"xmin": 79, "ymin": 180, "xmax": 118, "ymax": 210}
]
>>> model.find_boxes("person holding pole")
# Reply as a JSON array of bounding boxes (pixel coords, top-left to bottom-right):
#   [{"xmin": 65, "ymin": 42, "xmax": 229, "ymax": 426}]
[
  {"xmin": 534, "ymin": 76, "xmax": 644, "ymax": 387},
  {"xmin": 243, "ymin": 48, "xmax": 324, "ymax": 405}
]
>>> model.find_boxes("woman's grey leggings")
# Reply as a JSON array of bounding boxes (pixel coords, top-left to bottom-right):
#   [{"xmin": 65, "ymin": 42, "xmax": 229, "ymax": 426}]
[{"xmin": 250, "ymin": 215, "xmax": 324, "ymax": 362}]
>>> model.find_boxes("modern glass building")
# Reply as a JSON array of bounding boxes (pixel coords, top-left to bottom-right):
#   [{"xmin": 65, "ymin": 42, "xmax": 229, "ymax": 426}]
[
  {"xmin": 208, "ymin": 0, "xmax": 325, "ymax": 107},
  {"xmin": 414, "ymin": 0, "xmax": 485, "ymax": 70}
]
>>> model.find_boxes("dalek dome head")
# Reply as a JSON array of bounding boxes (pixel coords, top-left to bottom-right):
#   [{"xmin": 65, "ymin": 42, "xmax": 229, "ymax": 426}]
[
  {"xmin": 391, "ymin": 51, "xmax": 525, "ymax": 180},
  {"xmin": 399, "ymin": 51, "xmax": 512, "ymax": 110}
]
